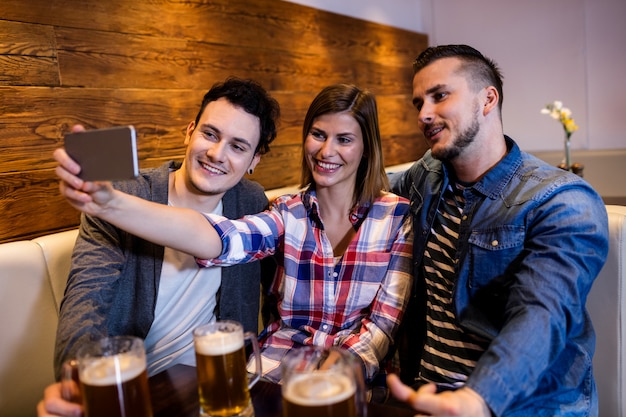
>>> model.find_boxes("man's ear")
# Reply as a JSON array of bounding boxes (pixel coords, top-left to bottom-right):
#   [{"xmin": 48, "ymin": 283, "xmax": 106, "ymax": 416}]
[
  {"xmin": 248, "ymin": 153, "xmax": 261, "ymax": 173},
  {"xmin": 482, "ymin": 86, "xmax": 499, "ymax": 116},
  {"xmin": 184, "ymin": 121, "xmax": 195, "ymax": 145}
]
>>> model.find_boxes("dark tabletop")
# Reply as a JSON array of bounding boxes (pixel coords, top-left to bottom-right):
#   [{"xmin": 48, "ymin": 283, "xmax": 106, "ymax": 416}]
[{"xmin": 148, "ymin": 364, "xmax": 415, "ymax": 417}]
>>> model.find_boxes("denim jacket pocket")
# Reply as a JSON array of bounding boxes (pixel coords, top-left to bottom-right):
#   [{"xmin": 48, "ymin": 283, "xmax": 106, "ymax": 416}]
[{"xmin": 467, "ymin": 226, "xmax": 525, "ymax": 290}]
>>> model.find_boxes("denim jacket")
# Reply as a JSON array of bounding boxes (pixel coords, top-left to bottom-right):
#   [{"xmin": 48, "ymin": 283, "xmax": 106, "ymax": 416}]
[{"xmin": 391, "ymin": 137, "xmax": 609, "ymax": 416}]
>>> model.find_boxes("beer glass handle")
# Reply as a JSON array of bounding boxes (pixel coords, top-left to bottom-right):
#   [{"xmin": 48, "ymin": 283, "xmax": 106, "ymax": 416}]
[
  {"xmin": 60, "ymin": 359, "xmax": 83, "ymax": 403},
  {"xmin": 244, "ymin": 331, "xmax": 262, "ymax": 389}
]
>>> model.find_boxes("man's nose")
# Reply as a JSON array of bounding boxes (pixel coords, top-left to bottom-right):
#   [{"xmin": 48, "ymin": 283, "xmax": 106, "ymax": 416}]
[
  {"xmin": 206, "ymin": 141, "xmax": 226, "ymax": 161},
  {"xmin": 418, "ymin": 103, "xmax": 435, "ymax": 125}
]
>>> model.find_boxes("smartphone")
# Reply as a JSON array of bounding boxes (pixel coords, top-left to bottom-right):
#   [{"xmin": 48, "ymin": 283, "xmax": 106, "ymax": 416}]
[{"xmin": 64, "ymin": 126, "xmax": 139, "ymax": 181}]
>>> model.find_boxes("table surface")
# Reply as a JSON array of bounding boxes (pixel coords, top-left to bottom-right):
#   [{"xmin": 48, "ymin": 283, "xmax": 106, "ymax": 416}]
[{"xmin": 148, "ymin": 364, "xmax": 415, "ymax": 417}]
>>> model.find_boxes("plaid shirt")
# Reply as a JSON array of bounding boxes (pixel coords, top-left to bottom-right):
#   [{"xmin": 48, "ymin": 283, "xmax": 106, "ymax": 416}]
[{"xmin": 199, "ymin": 189, "xmax": 413, "ymax": 382}]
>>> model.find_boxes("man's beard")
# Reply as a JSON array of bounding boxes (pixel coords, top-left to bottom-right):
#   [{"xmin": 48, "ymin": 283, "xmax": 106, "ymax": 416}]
[{"xmin": 431, "ymin": 105, "xmax": 480, "ymax": 161}]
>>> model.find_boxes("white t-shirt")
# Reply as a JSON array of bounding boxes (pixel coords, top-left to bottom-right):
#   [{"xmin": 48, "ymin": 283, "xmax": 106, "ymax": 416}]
[{"xmin": 144, "ymin": 201, "xmax": 223, "ymax": 376}]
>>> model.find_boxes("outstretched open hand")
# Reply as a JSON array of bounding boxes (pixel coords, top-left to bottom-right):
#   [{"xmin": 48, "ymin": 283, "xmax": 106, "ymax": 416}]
[{"xmin": 387, "ymin": 374, "xmax": 491, "ymax": 417}]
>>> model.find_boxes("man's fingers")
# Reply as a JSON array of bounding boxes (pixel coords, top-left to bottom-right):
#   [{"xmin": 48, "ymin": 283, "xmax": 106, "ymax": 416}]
[{"xmin": 387, "ymin": 373, "xmax": 416, "ymax": 402}]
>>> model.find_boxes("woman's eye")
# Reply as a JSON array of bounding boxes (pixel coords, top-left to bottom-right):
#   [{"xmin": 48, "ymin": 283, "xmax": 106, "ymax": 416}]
[
  {"xmin": 310, "ymin": 130, "xmax": 325, "ymax": 140},
  {"xmin": 338, "ymin": 136, "xmax": 352, "ymax": 144}
]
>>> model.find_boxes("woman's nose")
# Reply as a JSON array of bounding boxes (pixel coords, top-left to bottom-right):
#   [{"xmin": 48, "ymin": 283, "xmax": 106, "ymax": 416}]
[{"xmin": 319, "ymin": 138, "xmax": 336, "ymax": 158}]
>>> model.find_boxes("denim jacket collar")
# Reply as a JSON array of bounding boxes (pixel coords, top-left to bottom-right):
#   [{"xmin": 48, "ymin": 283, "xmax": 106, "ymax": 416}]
[{"xmin": 467, "ymin": 136, "xmax": 521, "ymax": 200}]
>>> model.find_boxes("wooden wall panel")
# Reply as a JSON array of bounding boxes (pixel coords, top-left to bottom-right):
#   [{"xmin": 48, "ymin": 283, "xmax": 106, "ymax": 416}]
[
  {"xmin": 0, "ymin": 21, "xmax": 59, "ymax": 86},
  {"xmin": 0, "ymin": 0, "xmax": 428, "ymax": 243}
]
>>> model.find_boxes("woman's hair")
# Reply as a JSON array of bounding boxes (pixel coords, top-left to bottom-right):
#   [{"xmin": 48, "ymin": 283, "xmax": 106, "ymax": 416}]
[{"xmin": 300, "ymin": 84, "xmax": 389, "ymax": 205}]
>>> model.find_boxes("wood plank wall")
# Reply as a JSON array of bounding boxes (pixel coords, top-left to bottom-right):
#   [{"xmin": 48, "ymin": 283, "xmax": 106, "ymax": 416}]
[{"xmin": 0, "ymin": 0, "xmax": 428, "ymax": 243}]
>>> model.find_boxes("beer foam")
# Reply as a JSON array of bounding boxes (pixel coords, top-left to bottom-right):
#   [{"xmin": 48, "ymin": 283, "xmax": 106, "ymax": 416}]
[
  {"xmin": 80, "ymin": 353, "xmax": 145, "ymax": 386},
  {"xmin": 195, "ymin": 330, "xmax": 243, "ymax": 355},
  {"xmin": 283, "ymin": 372, "xmax": 355, "ymax": 406}
]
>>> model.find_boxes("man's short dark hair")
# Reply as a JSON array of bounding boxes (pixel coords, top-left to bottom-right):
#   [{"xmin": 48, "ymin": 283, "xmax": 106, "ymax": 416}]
[
  {"xmin": 413, "ymin": 44, "xmax": 504, "ymax": 111},
  {"xmin": 195, "ymin": 77, "xmax": 281, "ymax": 155}
]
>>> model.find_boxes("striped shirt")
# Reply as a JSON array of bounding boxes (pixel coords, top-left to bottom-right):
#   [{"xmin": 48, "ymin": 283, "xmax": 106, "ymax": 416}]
[
  {"xmin": 199, "ymin": 189, "xmax": 414, "ymax": 382},
  {"xmin": 419, "ymin": 182, "xmax": 489, "ymax": 387}
]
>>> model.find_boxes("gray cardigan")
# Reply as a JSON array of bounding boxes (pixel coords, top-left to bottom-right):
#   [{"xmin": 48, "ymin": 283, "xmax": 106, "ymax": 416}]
[{"xmin": 54, "ymin": 161, "xmax": 272, "ymax": 379}]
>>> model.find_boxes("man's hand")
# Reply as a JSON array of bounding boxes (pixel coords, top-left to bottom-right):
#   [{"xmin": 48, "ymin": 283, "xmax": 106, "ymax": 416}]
[
  {"xmin": 36, "ymin": 382, "xmax": 83, "ymax": 417},
  {"xmin": 387, "ymin": 374, "xmax": 491, "ymax": 417}
]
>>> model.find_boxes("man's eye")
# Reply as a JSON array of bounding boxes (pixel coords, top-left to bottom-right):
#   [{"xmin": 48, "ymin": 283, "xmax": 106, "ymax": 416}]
[
  {"xmin": 203, "ymin": 131, "xmax": 217, "ymax": 140},
  {"xmin": 434, "ymin": 92, "xmax": 447, "ymax": 101}
]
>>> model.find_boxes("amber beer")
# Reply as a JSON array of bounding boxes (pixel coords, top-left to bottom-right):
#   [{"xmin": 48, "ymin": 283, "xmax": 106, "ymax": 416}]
[
  {"xmin": 282, "ymin": 372, "xmax": 357, "ymax": 417},
  {"xmin": 79, "ymin": 353, "xmax": 152, "ymax": 417},
  {"xmin": 75, "ymin": 337, "xmax": 153, "ymax": 417},
  {"xmin": 194, "ymin": 321, "xmax": 260, "ymax": 417}
]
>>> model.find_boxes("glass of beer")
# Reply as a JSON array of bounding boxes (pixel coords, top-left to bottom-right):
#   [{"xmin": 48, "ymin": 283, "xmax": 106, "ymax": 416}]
[
  {"xmin": 281, "ymin": 346, "xmax": 367, "ymax": 417},
  {"xmin": 72, "ymin": 336, "xmax": 153, "ymax": 417},
  {"xmin": 193, "ymin": 320, "xmax": 262, "ymax": 417}
]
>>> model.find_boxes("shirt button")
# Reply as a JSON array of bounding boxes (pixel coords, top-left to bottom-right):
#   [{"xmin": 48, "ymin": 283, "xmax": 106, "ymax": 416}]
[
  {"xmin": 462, "ymin": 215, "xmax": 468, "ymax": 221},
  {"xmin": 491, "ymin": 240, "xmax": 499, "ymax": 246},
  {"xmin": 333, "ymin": 272, "xmax": 338, "ymax": 278},
  {"xmin": 322, "ymin": 324, "xmax": 328, "ymax": 330}
]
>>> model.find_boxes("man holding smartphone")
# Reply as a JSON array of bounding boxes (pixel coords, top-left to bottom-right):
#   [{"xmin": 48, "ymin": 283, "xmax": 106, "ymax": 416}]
[{"xmin": 38, "ymin": 77, "xmax": 280, "ymax": 417}]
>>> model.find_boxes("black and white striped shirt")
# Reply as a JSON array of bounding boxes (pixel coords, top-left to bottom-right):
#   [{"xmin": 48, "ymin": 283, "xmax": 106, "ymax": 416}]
[{"xmin": 419, "ymin": 181, "xmax": 489, "ymax": 387}]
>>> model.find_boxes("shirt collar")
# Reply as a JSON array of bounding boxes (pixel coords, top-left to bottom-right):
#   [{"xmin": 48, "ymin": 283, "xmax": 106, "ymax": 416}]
[
  {"xmin": 466, "ymin": 135, "xmax": 522, "ymax": 200},
  {"xmin": 302, "ymin": 187, "xmax": 371, "ymax": 228}
]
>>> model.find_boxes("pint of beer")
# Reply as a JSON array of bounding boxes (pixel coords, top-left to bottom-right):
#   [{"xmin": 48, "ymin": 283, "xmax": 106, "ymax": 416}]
[
  {"xmin": 193, "ymin": 321, "xmax": 261, "ymax": 417},
  {"xmin": 281, "ymin": 347, "xmax": 366, "ymax": 417},
  {"xmin": 74, "ymin": 336, "xmax": 153, "ymax": 417}
]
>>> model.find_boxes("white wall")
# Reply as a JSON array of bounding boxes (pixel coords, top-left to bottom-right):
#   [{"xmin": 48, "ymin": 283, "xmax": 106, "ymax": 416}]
[
  {"xmin": 282, "ymin": 0, "xmax": 626, "ymax": 153},
  {"xmin": 281, "ymin": 0, "xmax": 427, "ymax": 33}
]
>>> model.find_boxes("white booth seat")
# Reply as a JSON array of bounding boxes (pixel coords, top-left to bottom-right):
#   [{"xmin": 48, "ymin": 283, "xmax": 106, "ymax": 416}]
[
  {"xmin": 587, "ymin": 205, "xmax": 626, "ymax": 417},
  {"xmin": 0, "ymin": 229, "xmax": 78, "ymax": 417},
  {"xmin": 0, "ymin": 241, "xmax": 63, "ymax": 416}
]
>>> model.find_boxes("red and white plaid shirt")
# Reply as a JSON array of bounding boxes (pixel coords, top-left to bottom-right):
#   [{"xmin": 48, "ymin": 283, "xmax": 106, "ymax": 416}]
[{"xmin": 199, "ymin": 189, "xmax": 414, "ymax": 382}]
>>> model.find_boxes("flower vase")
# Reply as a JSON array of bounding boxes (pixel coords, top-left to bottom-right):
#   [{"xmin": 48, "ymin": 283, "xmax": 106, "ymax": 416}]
[{"xmin": 563, "ymin": 134, "xmax": 571, "ymax": 172}]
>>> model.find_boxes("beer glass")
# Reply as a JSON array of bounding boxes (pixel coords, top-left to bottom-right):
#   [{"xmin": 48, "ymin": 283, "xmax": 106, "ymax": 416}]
[
  {"xmin": 281, "ymin": 346, "xmax": 367, "ymax": 417},
  {"xmin": 193, "ymin": 320, "xmax": 262, "ymax": 417},
  {"xmin": 70, "ymin": 336, "xmax": 153, "ymax": 417}
]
